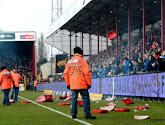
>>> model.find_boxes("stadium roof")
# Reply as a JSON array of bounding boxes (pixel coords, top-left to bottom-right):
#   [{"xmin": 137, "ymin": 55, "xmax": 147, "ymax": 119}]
[
  {"xmin": 59, "ymin": 0, "xmax": 160, "ymax": 36},
  {"xmin": 46, "ymin": 0, "xmax": 161, "ymax": 55}
]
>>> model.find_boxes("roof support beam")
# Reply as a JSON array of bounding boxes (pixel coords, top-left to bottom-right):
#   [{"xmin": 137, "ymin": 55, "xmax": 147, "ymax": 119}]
[
  {"xmin": 128, "ymin": 0, "xmax": 131, "ymax": 59},
  {"xmin": 69, "ymin": 31, "xmax": 72, "ymax": 59},
  {"xmin": 161, "ymin": 0, "xmax": 165, "ymax": 51},
  {"xmin": 143, "ymin": 0, "xmax": 146, "ymax": 54},
  {"xmin": 97, "ymin": 14, "xmax": 100, "ymax": 62},
  {"xmin": 106, "ymin": 6, "xmax": 108, "ymax": 61},
  {"xmin": 116, "ymin": 0, "xmax": 119, "ymax": 59}
]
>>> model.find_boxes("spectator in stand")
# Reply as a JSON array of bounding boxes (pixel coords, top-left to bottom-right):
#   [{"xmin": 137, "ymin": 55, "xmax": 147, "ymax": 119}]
[
  {"xmin": 103, "ymin": 64, "xmax": 109, "ymax": 77},
  {"xmin": 129, "ymin": 59, "xmax": 133, "ymax": 72},
  {"xmin": 159, "ymin": 51, "xmax": 165, "ymax": 71},
  {"xmin": 108, "ymin": 62, "xmax": 115, "ymax": 76},
  {"xmin": 97, "ymin": 64, "xmax": 104, "ymax": 78},
  {"xmin": 138, "ymin": 58, "xmax": 144, "ymax": 72},
  {"xmin": 147, "ymin": 55, "xmax": 155, "ymax": 72},
  {"xmin": 114, "ymin": 63, "xmax": 121, "ymax": 75},
  {"xmin": 91, "ymin": 66, "xmax": 98, "ymax": 78},
  {"xmin": 132, "ymin": 59, "xmax": 139, "ymax": 74},
  {"xmin": 153, "ymin": 52, "xmax": 161, "ymax": 71},
  {"xmin": 124, "ymin": 57, "xmax": 130, "ymax": 75},
  {"xmin": 144, "ymin": 54, "xmax": 150, "ymax": 72}
]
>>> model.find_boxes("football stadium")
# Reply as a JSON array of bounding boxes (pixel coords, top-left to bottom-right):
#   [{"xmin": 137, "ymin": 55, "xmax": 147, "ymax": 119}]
[{"xmin": 1, "ymin": 0, "xmax": 165, "ymax": 125}]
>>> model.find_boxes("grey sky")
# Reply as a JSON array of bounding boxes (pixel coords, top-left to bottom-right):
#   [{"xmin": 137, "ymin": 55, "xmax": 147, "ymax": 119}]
[{"xmin": 0, "ymin": 0, "xmax": 77, "ymax": 34}]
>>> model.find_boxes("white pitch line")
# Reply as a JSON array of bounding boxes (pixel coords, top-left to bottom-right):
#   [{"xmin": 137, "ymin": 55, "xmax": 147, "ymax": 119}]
[{"xmin": 18, "ymin": 96, "xmax": 92, "ymax": 125}]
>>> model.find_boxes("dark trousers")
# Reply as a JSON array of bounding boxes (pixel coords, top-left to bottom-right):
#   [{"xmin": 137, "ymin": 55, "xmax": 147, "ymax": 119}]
[
  {"xmin": 10, "ymin": 86, "xmax": 19, "ymax": 102},
  {"xmin": 71, "ymin": 89, "xmax": 90, "ymax": 115},
  {"xmin": 2, "ymin": 89, "xmax": 11, "ymax": 105}
]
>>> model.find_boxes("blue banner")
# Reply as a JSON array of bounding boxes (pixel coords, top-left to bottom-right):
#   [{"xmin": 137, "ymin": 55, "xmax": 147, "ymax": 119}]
[{"xmin": 37, "ymin": 72, "xmax": 165, "ymax": 98}]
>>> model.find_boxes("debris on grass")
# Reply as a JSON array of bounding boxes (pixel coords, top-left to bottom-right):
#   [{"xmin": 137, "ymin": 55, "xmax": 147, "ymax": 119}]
[{"xmin": 134, "ymin": 115, "xmax": 150, "ymax": 120}]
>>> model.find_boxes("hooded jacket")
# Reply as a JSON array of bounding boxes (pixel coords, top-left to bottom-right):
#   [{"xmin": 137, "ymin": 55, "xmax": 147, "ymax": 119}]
[{"xmin": 64, "ymin": 54, "xmax": 92, "ymax": 90}]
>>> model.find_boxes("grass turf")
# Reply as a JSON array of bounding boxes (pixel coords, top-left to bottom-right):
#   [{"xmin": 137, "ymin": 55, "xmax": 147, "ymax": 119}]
[{"xmin": 0, "ymin": 91, "xmax": 165, "ymax": 125}]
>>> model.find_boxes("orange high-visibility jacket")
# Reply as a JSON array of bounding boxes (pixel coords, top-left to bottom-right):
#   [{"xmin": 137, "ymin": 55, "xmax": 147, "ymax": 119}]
[
  {"xmin": 13, "ymin": 73, "xmax": 22, "ymax": 87},
  {"xmin": 10, "ymin": 71, "xmax": 14, "ymax": 87},
  {"xmin": 0, "ymin": 69, "xmax": 14, "ymax": 90},
  {"xmin": 64, "ymin": 54, "xmax": 92, "ymax": 90},
  {"xmin": 34, "ymin": 80, "xmax": 38, "ymax": 87}
]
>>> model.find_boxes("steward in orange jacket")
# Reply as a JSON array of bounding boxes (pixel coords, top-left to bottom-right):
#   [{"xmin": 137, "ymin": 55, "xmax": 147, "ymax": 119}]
[
  {"xmin": 64, "ymin": 47, "xmax": 96, "ymax": 119},
  {"xmin": 0, "ymin": 66, "xmax": 14, "ymax": 105},
  {"xmin": 0, "ymin": 68, "xmax": 13, "ymax": 90},
  {"xmin": 34, "ymin": 80, "xmax": 38, "ymax": 90},
  {"xmin": 13, "ymin": 72, "xmax": 22, "ymax": 87},
  {"xmin": 64, "ymin": 54, "xmax": 92, "ymax": 90},
  {"xmin": 10, "ymin": 69, "xmax": 22, "ymax": 102}
]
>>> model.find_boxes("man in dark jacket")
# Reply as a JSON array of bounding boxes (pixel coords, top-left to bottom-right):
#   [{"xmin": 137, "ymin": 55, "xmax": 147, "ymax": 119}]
[
  {"xmin": 138, "ymin": 58, "xmax": 144, "ymax": 72},
  {"xmin": 132, "ymin": 59, "xmax": 139, "ymax": 74},
  {"xmin": 147, "ymin": 55, "xmax": 155, "ymax": 72}
]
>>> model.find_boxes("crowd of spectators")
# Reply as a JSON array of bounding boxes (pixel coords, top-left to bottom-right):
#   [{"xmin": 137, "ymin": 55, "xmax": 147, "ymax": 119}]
[
  {"xmin": 39, "ymin": 27, "xmax": 165, "ymax": 82},
  {"xmin": 0, "ymin": 43, "xmax": 34, "ymax": 88},
  {"xmin": 38, "ymin": 74, "xmax": 64, "ymax": 84},
  {"xmin": 88, "ymin": 27, "xmax": 165, "ymax": 78}
]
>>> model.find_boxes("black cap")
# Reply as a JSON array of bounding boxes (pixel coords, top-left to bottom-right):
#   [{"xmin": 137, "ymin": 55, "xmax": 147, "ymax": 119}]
[{"xmin": 74, "ymin": 47, "xmax": 83, "ymax": 55}]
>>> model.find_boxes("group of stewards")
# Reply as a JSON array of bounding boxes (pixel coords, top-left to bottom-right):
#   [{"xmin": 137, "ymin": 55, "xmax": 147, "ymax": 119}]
[{"xmin": 0, "ymin": 66, "xmax": 22, "ymax": 106}]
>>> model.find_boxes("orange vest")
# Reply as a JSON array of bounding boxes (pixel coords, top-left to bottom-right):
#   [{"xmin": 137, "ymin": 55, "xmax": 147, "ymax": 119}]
[
  {"xmin": 0, "ymin": 69, "xmax": 13, "ymax": 90},
  {"xmin": 34, "ymin": 80, "xmax": 38, "ymax": 87},
  {"xmin": 13, "ymin": 73, "xmax": 22, "ymax": 87},
  {"xmin": 64, "ymin": 54, "xmax": 92, "ymax": 90}
]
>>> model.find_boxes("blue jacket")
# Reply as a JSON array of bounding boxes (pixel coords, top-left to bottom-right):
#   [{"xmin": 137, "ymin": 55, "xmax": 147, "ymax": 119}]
[
  {"xmin": 97, "ymin": 68, "xmax": 104, "ymax": 78},
  {"xmin": 145, "ymin": 58, "xmax": 150, "ymax": 71},
  {"xmin": 125, "ymin": 60, "xmax": 130, "ymax": 74}
]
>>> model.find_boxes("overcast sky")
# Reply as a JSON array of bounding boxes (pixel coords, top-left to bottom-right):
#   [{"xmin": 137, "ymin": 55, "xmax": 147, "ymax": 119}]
[
  {"xmin": 0, "ymin": 0, "xmax": 78, "ymax": 58},
  {"xmin": 0, "ymin": 0, "xmax": 76, "ymax": 34}
]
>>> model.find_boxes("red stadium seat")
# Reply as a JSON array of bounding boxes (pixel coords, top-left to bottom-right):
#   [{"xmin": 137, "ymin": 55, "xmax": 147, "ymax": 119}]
[
  {"xmin": 44, "ymin": 94, "xmax": 53, "ymax": 102},
  {"xmin": 135, "ymin": 106, "xmax": 148, "ymax": 109},
  {"xmin": 64, "ymin": 96, "xmax": 72, "ymax": 101},
  {"xmin": 21, "ymin": 101, "xmax": 31, "ymax": 103},
  {"xmin": 114, "ymin": 108, "xmax": 130, "ymax": 112},
  {"xmin": 35, "ymin": 95, "xmax": 46, "ymax": 102},
  {"xmin": 122, "ymin": 99, "xmax": 134, "ymax": 105},
  {"xmin": 9, "ymin": 99, "xmax": 15, "ymax": 103},
  {"xmin": 58, "ymin": 103, "xmax": 70, "ymax": 106},
  {"xmin": 59, "ymin": 94, "xmax": 67, "ymax": 99},
  {"xmin": 52, "ymin": 97, "xmax": 58, "ymax": 99},
  {"xmin": 107, "ymin": 30, "xmax": 117, "ymax": 40},
  {"xmin": 134, "ymin": 115, "xmax": 150, "ymax": 120},
  {"xmin": 77, "ymin": 100, "xmax": 84, "ymax": 107},
  {"xmin": 92, "ymin": 110, "xmax": 109, "ymax": 114}
]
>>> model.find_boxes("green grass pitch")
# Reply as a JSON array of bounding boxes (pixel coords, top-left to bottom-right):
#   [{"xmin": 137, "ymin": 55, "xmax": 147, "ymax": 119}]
[{"xmin": 0, "ymin": 91, "xmax": 165, "ymax": 125}]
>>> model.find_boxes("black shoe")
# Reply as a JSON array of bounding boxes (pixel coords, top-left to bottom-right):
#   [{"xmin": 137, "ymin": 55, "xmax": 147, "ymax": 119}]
[
  {"xmin": 85, "ymin": 113, "xmax": 96, "ymax": 119},
  {"xmin": 72, "ymin": 115, "xmax": 77, "ymax": 119}
]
